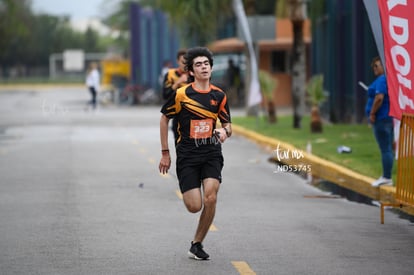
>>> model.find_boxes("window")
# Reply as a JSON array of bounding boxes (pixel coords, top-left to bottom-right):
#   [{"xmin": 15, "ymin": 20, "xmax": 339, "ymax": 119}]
[{"xmin": 271, "ymin": 51, "xmax": 287, "ymax": 73}]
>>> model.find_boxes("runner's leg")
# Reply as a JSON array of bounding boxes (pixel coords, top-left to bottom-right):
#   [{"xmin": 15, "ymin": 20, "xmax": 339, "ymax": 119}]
[
  {"xmin": 182, "ymin": 188, "xmax": 202, "ymax": 213},
  {"xmin": 193, "ymin": 178, "xmax": 219, "ymax": 243}
]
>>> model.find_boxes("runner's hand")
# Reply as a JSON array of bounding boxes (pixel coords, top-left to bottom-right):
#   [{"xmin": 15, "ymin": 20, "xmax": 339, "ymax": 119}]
[
  {"xmin": 213, "ymin": 128, "xmax": 228, "ymax": 143},
  {"xmin": 177, "ymin": 73, "xmax": 188, "ymax": 85},
  {"xmin": 159, "ymin": 155, "xmax": 171, "ymax": 174}
]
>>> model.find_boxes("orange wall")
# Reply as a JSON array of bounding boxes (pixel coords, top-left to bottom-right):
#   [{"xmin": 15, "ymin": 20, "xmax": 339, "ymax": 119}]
[
  {"xmin": 276, "ymin": 19, "xmax": 311, "ymax": 40},
  {"xmin": 257, "ymin": 19, "xmax": 312, "ymax": 108},
  {"xmin": 259, "ymin": 51, "xmax": 292, "ymax": 107},
  {"xmin": 209, "ymin": 18, "xmax": 312, "ymax": 108}
]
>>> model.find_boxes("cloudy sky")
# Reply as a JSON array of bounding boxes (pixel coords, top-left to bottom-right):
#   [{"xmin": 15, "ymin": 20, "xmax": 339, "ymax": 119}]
[
  {"xmin": 31, "ymin": 0, "xmax": 116, "ymax": 20},
  {"xmin": 31, "ymin": 0, "xmax": 121, "ymax": 34}
]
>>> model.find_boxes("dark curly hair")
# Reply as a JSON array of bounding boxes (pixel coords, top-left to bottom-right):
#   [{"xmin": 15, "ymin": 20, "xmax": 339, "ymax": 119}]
[
  {"xmin": 176, "ymin": 49, "xmax": 187, "ymax": 60},
  {"xmin": 184, "ymin": 47, "xmax": 214, "ymax": 73}
]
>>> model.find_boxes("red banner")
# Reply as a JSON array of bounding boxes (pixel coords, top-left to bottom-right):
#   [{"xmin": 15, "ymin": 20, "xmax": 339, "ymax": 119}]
[{"xmin": 378, "ymin": 0, "xmax": 414, "ymax": 119}]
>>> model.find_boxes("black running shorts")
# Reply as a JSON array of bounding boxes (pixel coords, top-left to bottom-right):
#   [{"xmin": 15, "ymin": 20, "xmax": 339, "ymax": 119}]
[{"xmin": 176, "ymin": 152, "xmax": 223, "ymax": 194}]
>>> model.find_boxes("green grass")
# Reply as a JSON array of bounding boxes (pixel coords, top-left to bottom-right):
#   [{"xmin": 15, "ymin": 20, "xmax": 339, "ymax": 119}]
[{"xmin": 232, "ymin": 114, "xmax": 397, "ymax": 180}]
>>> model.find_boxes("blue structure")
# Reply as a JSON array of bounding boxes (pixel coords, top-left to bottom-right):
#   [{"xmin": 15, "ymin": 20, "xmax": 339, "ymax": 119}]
[
  {"xmin": 311, "ymin": 0, "xmax": 378, "ymax": 123},
  {"xmin": 129, "ymin": 3, "xmax": 180, "ymax": 90}
]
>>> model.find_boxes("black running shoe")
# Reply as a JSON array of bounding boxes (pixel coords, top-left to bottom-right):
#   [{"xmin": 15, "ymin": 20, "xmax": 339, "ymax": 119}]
[{"xmin": 188, "ymin": 242, "xmax": 209, "ymax": 260}]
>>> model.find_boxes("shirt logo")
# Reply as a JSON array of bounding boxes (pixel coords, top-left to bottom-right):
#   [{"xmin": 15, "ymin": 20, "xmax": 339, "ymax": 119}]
[{"xmin": 210, "ymin": 99, "xmax": 218, "ymax": 106}]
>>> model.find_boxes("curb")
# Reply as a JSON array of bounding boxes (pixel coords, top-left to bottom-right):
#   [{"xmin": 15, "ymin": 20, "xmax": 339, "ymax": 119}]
[{"xmin": 232, "ymin": 124, "xmax": 414, "ymax": 218}]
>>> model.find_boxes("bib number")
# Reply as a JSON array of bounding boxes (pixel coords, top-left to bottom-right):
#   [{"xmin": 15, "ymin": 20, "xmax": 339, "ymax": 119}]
[{"xmin": 190, "ymin": 119, "xmax": 213, "ymax": 139}]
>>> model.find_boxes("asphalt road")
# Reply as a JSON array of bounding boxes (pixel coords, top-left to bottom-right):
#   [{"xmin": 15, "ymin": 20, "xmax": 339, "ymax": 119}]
[{"xmin": 1, "ymin": 87, "xmax": 414, "ymax": 275}]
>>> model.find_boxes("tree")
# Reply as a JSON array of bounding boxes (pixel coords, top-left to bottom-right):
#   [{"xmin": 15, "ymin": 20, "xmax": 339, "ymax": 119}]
[
  {"xmin": 259, "ymin": 70, "xmax": 278, "ymax": 123},
  {"xmin": 84, "ymin": 27, "xmax": 101, "ymax": 52},
  {"xmin": 277, "ymin": 0, "xmax": 309, "ymax": 129},
  {"xmin": 142, "ymin": 0, "xmax": 234, "ymax": 46},
  {"xmin": 0, "ymin": 0, "xmax": 32, "ymax": 64},
  {"xmin": 101, "ymin": 0, "xmax": 132, "ymax": 54},
  {"xmin": 0, "ymin": 0, "xmax": 110, "ymax": 78},
  {"xmin": 290, "ymin": 0, "xmax": 307, "ymax": 129},
  {"xmin": 306, "ymin": 74, "xmax": 326, "ymax": 133}
]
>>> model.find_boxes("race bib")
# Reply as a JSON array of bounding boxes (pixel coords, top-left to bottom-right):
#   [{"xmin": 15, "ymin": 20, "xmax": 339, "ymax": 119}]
[{"xmin": 190, "ymin": 119, "xmax": 213, "ymax": 139}]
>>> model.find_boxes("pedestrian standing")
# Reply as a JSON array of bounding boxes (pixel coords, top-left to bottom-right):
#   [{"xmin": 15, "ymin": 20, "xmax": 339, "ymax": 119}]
[
  {"xmin": 158, "ymin": 47, "xmax": 232, "ymax": 260},
  {"xmin": 85, "ymin": 62, "xmax": 100, "ymax": 109},
  {"xmin": 366, "ymin": 56, "xmax": 394, "ymax": 187}
]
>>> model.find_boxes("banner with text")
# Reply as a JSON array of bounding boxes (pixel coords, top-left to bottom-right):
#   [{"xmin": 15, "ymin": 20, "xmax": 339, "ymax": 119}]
[{"xmin": 378, "ymin": 0, "xmax": 414, "ymax": 119}]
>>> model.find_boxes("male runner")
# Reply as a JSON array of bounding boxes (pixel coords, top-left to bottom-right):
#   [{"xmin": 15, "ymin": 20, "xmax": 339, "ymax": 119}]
[
  {"xmin": 159, "ymin": 47, "xmax": 232, "ymax": 260},
  {"xmin": 162, "ymin": 49, "xmax": 189, "ymax": 143}
]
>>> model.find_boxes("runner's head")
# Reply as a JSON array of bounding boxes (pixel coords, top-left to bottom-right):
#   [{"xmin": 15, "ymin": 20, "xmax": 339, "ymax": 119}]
[
  {"xmin": 176, "ymin": 49, "xmax": 187, "ymax": 72},
  {"xmin": 184, "ymin": 47, "xmax": 214, "ymax": 74}
]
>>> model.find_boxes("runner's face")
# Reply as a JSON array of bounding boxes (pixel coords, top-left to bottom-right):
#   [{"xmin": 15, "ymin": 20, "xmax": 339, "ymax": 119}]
[
  {"xmin": 192, "ymin": 56, "xmax": 212, "ymax": 81},
  {"xmin": 178, "ymin": 55, "xmax": 186, "ymax": 72}
]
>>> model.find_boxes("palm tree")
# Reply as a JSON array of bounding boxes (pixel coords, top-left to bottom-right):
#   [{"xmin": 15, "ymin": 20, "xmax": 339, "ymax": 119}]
[
  {"xmin": 102, "ymin": 0, "xmax": 234, "ymax": 47},
  {"xmin": 259, "ymin": 70, "xmax": 278, "ymax": 123},
  {"xmin": 306, "ymin": 74, "xmax": 326, "ymax": 133},
  {"xmin": 277, "ymin": 0, "xmax": 308, "ymax": 129},
  {"xmin": 108, "ymin": 0, "xmax": 309, "ymax": 129},
  {"xmin": 144, "ymin": 0, "xmax": 233, "ymax": 46}
]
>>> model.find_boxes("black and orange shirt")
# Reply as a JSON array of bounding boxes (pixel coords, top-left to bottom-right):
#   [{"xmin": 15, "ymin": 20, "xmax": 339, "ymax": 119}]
[
  {"xmin": 162, "ymin": 68, "xmax": 188, "ymax": 100},
  {"xmin": 161, "ymin": 83, "xmax": 231, "ymax": 151}
]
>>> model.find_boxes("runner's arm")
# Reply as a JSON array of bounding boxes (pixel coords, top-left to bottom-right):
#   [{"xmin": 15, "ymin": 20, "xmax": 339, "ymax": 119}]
[{"xmin": 159, "ymin": 114, "xmax": 171, "ymax": 174}]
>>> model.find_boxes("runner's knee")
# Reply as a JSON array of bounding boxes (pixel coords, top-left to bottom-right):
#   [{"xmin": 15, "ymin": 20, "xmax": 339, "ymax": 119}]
[
  {"xmin": 203, "ymin": 193, "xmax": 217, "ymax": 207},
  {"xmin": 182, "ymin": 189, "xmax": 202, "ymax": 213},
  {"xmin": 185, "ymin": 201, "xmax": 202, "ymax": 213}
]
